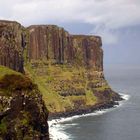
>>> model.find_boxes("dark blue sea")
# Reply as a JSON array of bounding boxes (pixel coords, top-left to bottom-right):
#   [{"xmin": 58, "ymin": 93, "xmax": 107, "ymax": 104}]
[{"xmin": 49, "ymin": 65, "xmax": 140, "ymax": 140}]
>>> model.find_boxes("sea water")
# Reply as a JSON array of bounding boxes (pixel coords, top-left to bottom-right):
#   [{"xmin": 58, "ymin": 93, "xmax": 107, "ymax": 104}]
[{"xmin": 49, "ymin": 65, "xmax": 140, "ymax": 140}]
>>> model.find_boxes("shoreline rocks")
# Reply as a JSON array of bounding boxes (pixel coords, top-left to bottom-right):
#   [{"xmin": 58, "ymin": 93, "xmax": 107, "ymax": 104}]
[{"xmin": 49, "ymin": 93, "xmax": 123, "ymax": 120}]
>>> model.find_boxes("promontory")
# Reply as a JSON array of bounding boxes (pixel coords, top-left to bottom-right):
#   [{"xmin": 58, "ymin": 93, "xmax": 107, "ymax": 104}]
[{"xmin": 0, "ymin": 20, "xmax": 122, "ymax": 139}]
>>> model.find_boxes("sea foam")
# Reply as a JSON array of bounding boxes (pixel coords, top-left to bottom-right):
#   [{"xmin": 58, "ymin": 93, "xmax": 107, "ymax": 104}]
[{"xmin": 49, "ymin": 93, "xmax": 130, "ymax": 140}]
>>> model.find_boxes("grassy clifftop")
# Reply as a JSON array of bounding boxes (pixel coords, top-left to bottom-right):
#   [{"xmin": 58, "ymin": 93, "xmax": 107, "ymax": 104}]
[{"xmin": 0, "ymin": 66, "xmax": 21, "ymax": 78}]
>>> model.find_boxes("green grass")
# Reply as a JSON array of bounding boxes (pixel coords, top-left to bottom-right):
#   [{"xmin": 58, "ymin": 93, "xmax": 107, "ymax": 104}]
[
  {"xmin": 0, "ymin": 66, "xmax": 21, "ymax": 79},
  {"xmin": 0, "ymin": 119, "xmax": 7, "ymax": 135},
  {"xmin": 0, "ymin": 63, "xmax": 112, "ymax": 113},
  {"xmin": 85, "ymin": 90, "xmax": 97, "ymax": 105},
  {"xmin": 0, "ymin": 65, "xmax": 37, "ymax": 97},
  {"xmin": 95, "ymin": 85, "xmax": 110, "ymax": 91},
  {"xmin": 24, "ymin": 61, "xmax": 108, "ymax": 113}
]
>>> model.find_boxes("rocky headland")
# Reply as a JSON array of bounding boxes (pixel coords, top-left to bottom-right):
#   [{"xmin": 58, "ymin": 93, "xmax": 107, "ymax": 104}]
[
  {"xmin": 26, "ymin": 24, "xmax": 122, "ymax": 118},
  {"xmin": 0, "ymin": 20, "xmax": 122, "ymax": 139},
  {"xmin": 0, "ymin": 21, "xmax": 49, "ymax": 140}
]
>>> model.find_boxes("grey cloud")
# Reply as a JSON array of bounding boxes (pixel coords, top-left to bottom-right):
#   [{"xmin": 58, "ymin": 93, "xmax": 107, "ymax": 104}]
[{"xmin": 0, "ymin": 0, "xmax": 140, "ymax": 44}]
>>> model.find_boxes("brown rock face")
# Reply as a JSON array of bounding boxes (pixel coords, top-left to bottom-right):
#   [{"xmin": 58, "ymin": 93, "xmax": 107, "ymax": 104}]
[
  {"xmin": 0, "ymin": 20, "xmax": 26, "ymax": 72},
  {"xmin": 27, "ymin": 25, "xmax": 69, "ymax": 63},
  {"xmin": 71, "ymin": 35, "xmax": 103, "ymax": 70},
  {"xmin": 0, "ymin": 21, "xmax": 103, "ymax": 71},
  {"xmin": 27, "ymin": 25, "xmax": 103, "ymax": 71},
  {"xmin": 0, "ymin": 72, "xmax": 49, "ymax": 139}
]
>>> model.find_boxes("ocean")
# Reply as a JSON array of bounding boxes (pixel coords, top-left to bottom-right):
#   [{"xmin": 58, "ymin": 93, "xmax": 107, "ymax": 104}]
[{"xmin": 49, "ymin": 65, "xmax": 140, "ymax": 140}]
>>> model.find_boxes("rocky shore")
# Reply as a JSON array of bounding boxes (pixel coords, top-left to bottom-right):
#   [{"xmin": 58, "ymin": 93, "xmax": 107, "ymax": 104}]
[{"xmin": 49, "ymin": 91, "xmax": 123, "ymax": 120}]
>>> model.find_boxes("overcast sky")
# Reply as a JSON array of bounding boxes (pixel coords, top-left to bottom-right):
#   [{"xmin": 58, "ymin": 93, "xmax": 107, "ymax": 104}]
[{"xmin": 0, "ymin": 0, "xmax": 140, "ymax": 65}]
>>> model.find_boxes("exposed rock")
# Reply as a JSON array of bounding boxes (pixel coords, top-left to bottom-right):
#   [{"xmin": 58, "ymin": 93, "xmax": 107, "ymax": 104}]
[
  {"xmin": 27, "ymin": 25, "xmax": 103, "ymax": 71},
  {"xmin": 0, "ymin": 67, "xmax": 49, "ymax": 140},
  {"xmin": 0, "ymin": 20, "xmax": 122, "ymax": 132},
  {"xmin": 27, "ymin": 25, "xmax": 69, "ymax": 63},
  {"xmin": 0, "ymin": 20, "xmax": 26, "ymax": 72},
  {"xmin": 25, "ymin": 24, "xmax": 122, "ymax": 115},
  {"xmin": 71, "ymin": 35, "xmax": 103, "ymax": 70}
]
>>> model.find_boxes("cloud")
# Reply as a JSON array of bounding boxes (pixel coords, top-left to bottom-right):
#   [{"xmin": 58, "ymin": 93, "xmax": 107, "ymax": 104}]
[
  {"xmin": 0, "ymin": 0, "xmax": 140, "ymax": 44},
  {"xmin": 91, "ymin": 26, "xmax": 119, "ymax": 45}
]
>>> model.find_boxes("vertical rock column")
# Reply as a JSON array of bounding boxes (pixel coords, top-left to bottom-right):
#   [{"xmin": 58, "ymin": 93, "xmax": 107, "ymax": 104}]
[
  {"xmin": 27, "ymin": 25, "xmax": 103, "ymax": 71},
  {"xmin": 27, "ymin": 25, "xmax": 70, "ymax": 64},
  {"xmin": 0, "ymin": 20, "xmax": 26, "ymax": 72},
  {"xmin": 71, "ymin": 35, "xmax": 103, "ymax": 71}
]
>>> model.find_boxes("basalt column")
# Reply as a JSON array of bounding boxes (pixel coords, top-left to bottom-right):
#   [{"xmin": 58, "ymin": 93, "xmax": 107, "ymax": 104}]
[{"xmin": 0, "ymin": 20, "xmax": 26, "ymax": 72}]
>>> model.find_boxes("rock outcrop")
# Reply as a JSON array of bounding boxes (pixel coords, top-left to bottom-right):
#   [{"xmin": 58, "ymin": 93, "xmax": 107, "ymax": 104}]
[
  {"xmin": 0, "ymin": 20, "xmax": 26, "ymax": 72},
  {"xmin": 25, "ymin": 24, "xmax": 121, "ymax": 115},
  {"xmin": 0, "ymin": 21, "xmax": 103, "ymax": 72},
  {"xmin": 0, "ymin": 66, "xmax": 49, "ymax": 140},
  {"xmin": 27, "ymin": 25, "xmax": 103, "ymax": 71},
  {"xmin": 0, "ymin": 20, "xmax": 121, "ymax": 136}
]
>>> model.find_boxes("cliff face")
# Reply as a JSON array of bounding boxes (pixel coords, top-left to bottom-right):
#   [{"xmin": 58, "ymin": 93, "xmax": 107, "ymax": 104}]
[
  {"xmin": 0, "ymin": 20, "xmax": 121, "ymax": 124},
  {"xmin": 25, "ymin": 25, "xmax": 121, "ymax": 116},
  {"xmin": 71, "ymin": 35, "xmax": 103, "ymax": 70},
  {"xmin": 0, "ymin": 20, "xmax": 49, "ymax": 139},
  {"xmin": 27, "ymin": 25, "xmax": 69, "ymax": 63},
  {"xmin": 0, "ymin": 66, "xmax": 49, "ymax": 139},
  {"xmin": 0, "ymin": 20, "xmax": 26, "ymax": 72},
  {"xmin": 27, "ymin": 25, "xmax": 103, "ymax": 71}
]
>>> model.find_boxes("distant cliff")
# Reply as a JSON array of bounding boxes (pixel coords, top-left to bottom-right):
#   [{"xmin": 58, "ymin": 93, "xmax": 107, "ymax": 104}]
[
  {"xmin": 25, "ymin": 25, "xmax": 121, "ymax": 116},
  {"xmin": 0, "ymin": 22, "xmax": 103, "ymax": 72},
  {"xmin": 27, "ymin": 25, "xmax": 103, "ymax": 71}
]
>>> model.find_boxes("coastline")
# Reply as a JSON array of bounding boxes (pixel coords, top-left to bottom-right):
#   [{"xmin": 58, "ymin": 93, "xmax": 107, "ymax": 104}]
[
  {"xmin": 48, "ymin": 92, "xmax": 123, "ymax": 120},
  {"xmin": 48, "ymin": 93, "xmax": 130, "ymax": 140}
]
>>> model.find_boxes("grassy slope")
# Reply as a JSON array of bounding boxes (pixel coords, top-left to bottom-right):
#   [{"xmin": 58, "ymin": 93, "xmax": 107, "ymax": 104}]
[
  {"xmin": 0, "ymin": 64, "xmax": 111, "ymax": 115},
  {"xmin": 0, "ymin": 66, "xmax": 21, "ymax": 78},
  {"xmin": 25, "ymin": 61, "xmax": 110, "ymax": 113},
  {"xmin": 0, "ymin": 66, "xmax": 35, "ymax": 97}
]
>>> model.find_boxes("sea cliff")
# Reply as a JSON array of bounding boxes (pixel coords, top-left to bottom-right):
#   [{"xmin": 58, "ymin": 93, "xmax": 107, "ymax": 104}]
[
  {"xmin": 0, "ymin": 20, "xmax": 25, "ymax": 73},
  {"xmin": 0, "ymin": 21, "xmax": 49, "ymax": 139},
  {"xmin": 0, "ymin": 20, "xmax": 122, "ymax": 138},
  {"xmin": 25, "ymin": 24, "xmax": 121, "ymax": 118}
]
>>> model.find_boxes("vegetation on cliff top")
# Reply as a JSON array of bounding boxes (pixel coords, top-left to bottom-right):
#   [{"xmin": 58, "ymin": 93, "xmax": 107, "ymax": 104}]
[
  {"xmin": 25, "ymin": 60, "xmax": 110, "ymax": 114},
  {"xmin": 0, "ymin": 66, "xmax": 35, "ymax": 96}
]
